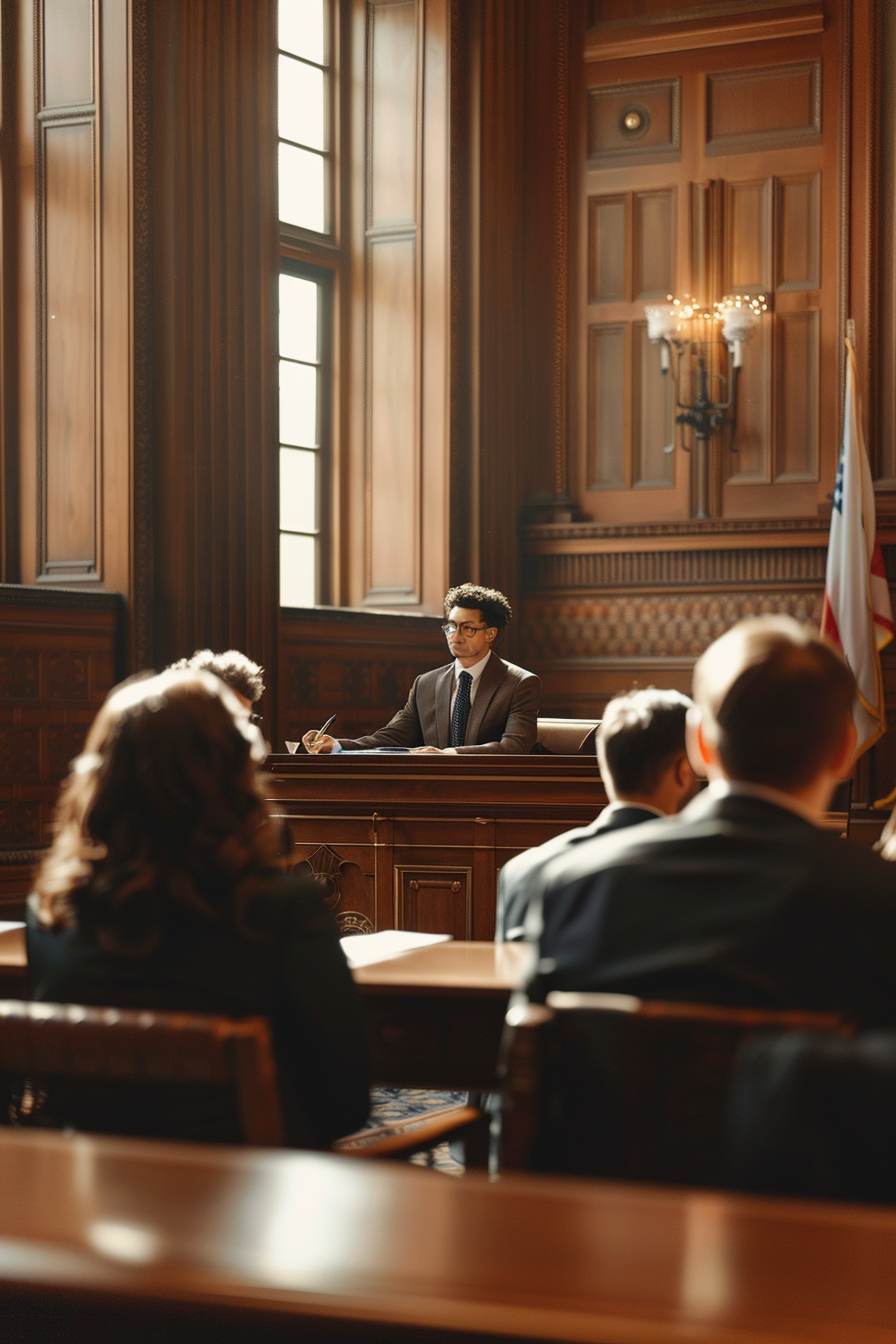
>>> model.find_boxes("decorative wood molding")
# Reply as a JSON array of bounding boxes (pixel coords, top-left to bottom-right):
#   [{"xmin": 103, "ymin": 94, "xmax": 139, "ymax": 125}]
[
  {"xmin": 587, "ymin": 78, "xmax": 681, "ymax": 166},
  {"xmin": 526, "ymin": 545, "xmax": 829, "ymax": 593},
  {"xmin": 0, "ymin": 582, "xmax": 120, "ymax": 610},
  {"xmin": 705, "ymin": 62, "xmax": 822, "ymax": 157},
  {"xmin": 522, "ymin": 590, "xmax": 824, "ymax": 662},
  {"xmin": 553, "ymin": 0, "xmax": 568, "ymax": 499},
  {"xmin": 585, "ymin": 4, "xmax": 825, "ymax": 64},
  {"xmin": 131, "ymin": 0, "xmax": 153, "ymax": 671}
]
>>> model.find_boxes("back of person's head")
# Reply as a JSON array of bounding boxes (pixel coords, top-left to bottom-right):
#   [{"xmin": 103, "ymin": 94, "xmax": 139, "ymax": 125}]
[
  {"xmin": 597, "ymin": 688, "xmax": 693, "ymax": 797},
  {"xmin": 168, "ymin": 648, "xmax": 264, "ymax": 704},
  {"xmin": 35, "ymin": 669, "xmax": 279, "ymax": 950},
  {"xmin": 692, "ymin": 617, "xmax": 855, "ymax": 791}
]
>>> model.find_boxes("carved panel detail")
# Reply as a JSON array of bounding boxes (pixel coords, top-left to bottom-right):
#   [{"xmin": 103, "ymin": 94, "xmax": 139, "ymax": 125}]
[
  {"xmin": 523, "ymin": 592, "xmax": 824, "ymax": 662},
  {"xmin": 0, "ymin": 729, "xmax": 40, "ymax": 780},
  {"xmin": 47, "ymin": 724, "xmax": 88, "ymax": 781},
  {"xmin": 0, "ymin": 805, "xmax": 41, "ymax": 848},
  {"xmin": 0, "ymin": 656, "xmax": 39, "ymax": 701},
  {"xmin": 337, "ymin": 911, "xmax": 375, "ymax": 936},
  {"xmin": 43, "ymin": 653, "xmax": 89, "ymax": 701},
  {"xmin": 588, "ymin": 78, "xmax": 681, "ymax": 165},
  {"xmin": 395, "ymin": 865, "xmax": 472, "ymax": 940},
  {"xmin": 526, "ymin": 544, "xmax": 828, "ymax": 592},
  {"xmin": 295, "ymin": 843, "xmax": 363, "ymax": 910}
]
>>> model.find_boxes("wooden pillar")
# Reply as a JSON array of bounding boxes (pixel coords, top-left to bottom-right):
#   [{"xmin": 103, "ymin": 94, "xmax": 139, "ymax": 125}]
[{"xmin": 141, "ymin": 0, "xmax": 279, "ymax": 731}]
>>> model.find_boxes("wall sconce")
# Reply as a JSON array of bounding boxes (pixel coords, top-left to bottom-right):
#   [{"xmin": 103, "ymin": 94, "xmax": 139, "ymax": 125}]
[{"xmin": 644, "ymin": 294, "xmax": 767, "ymax": 518}]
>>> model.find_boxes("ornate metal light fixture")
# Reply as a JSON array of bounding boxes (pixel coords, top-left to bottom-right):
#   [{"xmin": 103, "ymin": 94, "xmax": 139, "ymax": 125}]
[{"xmin": 644, "ymin": 293, "xmax": 767, "ymax": 518}]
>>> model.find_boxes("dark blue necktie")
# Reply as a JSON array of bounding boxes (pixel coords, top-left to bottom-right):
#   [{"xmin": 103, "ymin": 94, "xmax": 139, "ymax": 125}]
[{"xmin": 449, "ymin": 670, "xmax": 473, "ymax": 747}]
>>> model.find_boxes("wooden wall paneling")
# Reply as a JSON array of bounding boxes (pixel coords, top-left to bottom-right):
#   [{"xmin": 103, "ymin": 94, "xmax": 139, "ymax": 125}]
[
  {"xmin": 1, "ymin": 5, "xmax": 21, "ymax": 584},
  {"xmin": 775, "ymin": 310, "xmax": 819, "ymax": 480},
  {"xmin": 776, "ymin": 172, "xmax": 820, "ymax": 290},
  {"xmin": 587, "ymin": 77, "xmax": 681, "ymax": 166},
  {"xmin": 587, "ymin": 323, "xmax": 626, "ymax": 488},
  {"xmin": 633, "ymin": 187, "xmax": 675, "ymax": 299},
  {"xmin": 587, "ymin": 194, "xmax": 627, "ymax": 304},
  {"xmin": 874, "ymin": 0, "xmax": 896, "ymax": 484},
  {"xmin": 632, "ymin": 319, "xmax": 673, "ymax": 487},
  {"xmin": 147, "ymin": 0, "xmax": 279, "ymax": 737},
  {"xmin": 11, "ymin": 0, "xmax": 132, "ymax": 600},
  {"xmin": 365, "ymin": 0, "xmax": 421, "ymax": 606},
  {"xmin": 348, "ymin": 0, "xmax": 449, "ymax": 617},
  {"xmin": 705, "ymin": 61, "xmax": 822, "ymax": 157},
  {"xmin": 585, "ymin": 2, "xmax": 825, "ymax": 63},
  {"xmin": 0, "ymin": 586, "xmax": 122, "ymax": 915},
  {"xmin": 278, "ymin": 606, "xmax": 444, "ymax": 747},
  {"xmin": 35, "ymin": 0, "xmax": 99, "ymax": 581}
]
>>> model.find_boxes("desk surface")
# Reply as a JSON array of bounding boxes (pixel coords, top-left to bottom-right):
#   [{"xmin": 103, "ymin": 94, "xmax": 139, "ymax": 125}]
[
  {"xmin": 0, "ymin": 929, "xmax": 527, "ymax": 994},
  {"xmin": 352, "ymin": 939, "xmax": 530, "ymax": 992},
  {"xmin": 1, "ymin": 1126, "xmax": 896, "ymax": 1343}
]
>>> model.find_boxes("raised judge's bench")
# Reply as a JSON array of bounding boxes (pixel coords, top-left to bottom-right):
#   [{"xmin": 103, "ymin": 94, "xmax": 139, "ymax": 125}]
[{"xmin": 264, "ymin": 752, "xmax": 607, "ymax": 940}]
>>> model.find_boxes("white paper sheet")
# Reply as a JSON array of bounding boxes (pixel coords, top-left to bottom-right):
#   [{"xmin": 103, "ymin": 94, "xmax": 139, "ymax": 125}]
[
  {"xmin": 0, "ymin": 922, "xmax": 25, "ymax": 937},
  {"xmin": 340, "ymin": 929, "xmax": 452, "ymax": 969}
]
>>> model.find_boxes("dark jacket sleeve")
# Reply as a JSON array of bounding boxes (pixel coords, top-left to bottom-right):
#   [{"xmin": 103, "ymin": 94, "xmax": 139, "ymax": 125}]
[
  {"xmin": 270, "ymin": 875, "xmax": 370, "ymax": 1147},
  {"xmin": 336, "ymin": 676, "xmax": 425, "ymax": 750},
  {"xmin": 456, "ymin": 670, "xmax": 542, "ymax": 755}
]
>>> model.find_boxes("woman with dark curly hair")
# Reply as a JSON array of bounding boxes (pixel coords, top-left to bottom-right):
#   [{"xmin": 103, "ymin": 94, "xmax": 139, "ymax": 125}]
[{"xmin": 25, "ymin": 668, "xmax": 369, "ymax": 1147}]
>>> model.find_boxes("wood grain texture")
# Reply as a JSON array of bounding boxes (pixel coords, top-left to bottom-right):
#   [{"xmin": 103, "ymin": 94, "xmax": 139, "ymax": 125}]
[
  {"xmin": 0, "ymin": 584, "xmax": 122, "ymax": 915},
  {"xmin": 146, "ymin": 0, "xmax": 279, "ymax": 739}
]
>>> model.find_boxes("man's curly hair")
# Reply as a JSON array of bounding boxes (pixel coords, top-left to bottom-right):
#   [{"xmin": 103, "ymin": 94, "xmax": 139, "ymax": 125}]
[
  {"xmin": 169, "ymin": 649, "xmax": 264, "ymax": 704},
  {"xmin": 444, "ymin": 584, "xmax": 512, "ymax": 632}
]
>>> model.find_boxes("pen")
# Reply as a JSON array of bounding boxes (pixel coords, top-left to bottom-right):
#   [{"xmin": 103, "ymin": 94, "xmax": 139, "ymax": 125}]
[{"xmin": 314, "ymin": 713, "xmax": 337, "ymax": 742}]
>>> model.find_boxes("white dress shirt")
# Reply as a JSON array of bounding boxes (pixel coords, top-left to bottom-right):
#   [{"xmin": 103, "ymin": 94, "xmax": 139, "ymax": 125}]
[{"xmin": 450, "ymin": 648, "xmax": 492, "ymax": 714}]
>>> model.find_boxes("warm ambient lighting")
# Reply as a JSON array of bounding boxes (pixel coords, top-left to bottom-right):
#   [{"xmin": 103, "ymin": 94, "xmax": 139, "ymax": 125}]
[{"xmin": 644, "ymin": 293, "xmax": 768, "ymax": 518}]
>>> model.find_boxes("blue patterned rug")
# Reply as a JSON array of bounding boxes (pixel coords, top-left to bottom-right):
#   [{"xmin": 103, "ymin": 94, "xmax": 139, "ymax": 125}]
[{"xmin": 367, "ymin": 1087, "xmax": 466, "ymax": 1175}]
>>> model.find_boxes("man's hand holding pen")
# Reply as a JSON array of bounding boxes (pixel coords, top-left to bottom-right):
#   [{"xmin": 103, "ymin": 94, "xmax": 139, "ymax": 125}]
[{"xmin": 301, "ymin": 713, "xmax": 337, "ymax": 755}]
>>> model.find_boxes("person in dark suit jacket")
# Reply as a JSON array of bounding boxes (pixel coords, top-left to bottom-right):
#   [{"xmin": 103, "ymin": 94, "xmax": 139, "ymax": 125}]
[
  {"xmin": 25, "ymin": 668, "xmax": 370, "ymax": 1149},
  {"xmin": 495, "ymin": 687, "xmax": 700, "ymax": 940},
  {"xmin": 302, "ymin": 584, "xmax": 541, "ymax": 755},
  {"xmin": 527, "ymin": 616, "xmax": 896, "ymax": 1026}
]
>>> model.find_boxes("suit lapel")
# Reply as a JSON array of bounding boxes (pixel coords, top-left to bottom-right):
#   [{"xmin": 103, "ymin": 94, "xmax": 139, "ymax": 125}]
[
  {"xmin": 435, "ymin": 665, "xmax": 455, "ymax": 748},
  {"xmin": 464, "ymin": 654, "xmax": 506, "ymax": 746}
]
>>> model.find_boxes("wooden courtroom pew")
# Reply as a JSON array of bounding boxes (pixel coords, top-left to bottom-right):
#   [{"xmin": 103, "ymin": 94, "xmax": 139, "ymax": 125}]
[{"xmin": 2, "ymin": 1126, "xmax": 896, "ymax": 1343}]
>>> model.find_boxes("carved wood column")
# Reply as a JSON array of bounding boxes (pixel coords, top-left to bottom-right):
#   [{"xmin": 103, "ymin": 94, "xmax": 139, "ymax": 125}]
[{"xmin": 142, "ymin": 0, "xmax": 279, "ymax": 731}]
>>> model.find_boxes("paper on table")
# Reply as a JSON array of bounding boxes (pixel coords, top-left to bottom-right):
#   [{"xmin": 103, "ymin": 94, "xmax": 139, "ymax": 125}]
[
  {"xmin": 340, "ymin": 929, "xmax": 452, "ymax": 969},
  {"xmin": 0, "ymin": 921, "xmax": 25, "ymax": 936}
]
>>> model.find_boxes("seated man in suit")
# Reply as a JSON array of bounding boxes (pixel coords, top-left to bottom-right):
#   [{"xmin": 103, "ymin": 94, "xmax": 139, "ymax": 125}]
[
  {"xmin": 496, "ymin": 688, "xmax": 699, "ymax": 940},
  {"xmin": 526, "ymin": 616, "xmax": 896, "ymax": 1026},
  {"xmin": 302, "ymin": 584, "xmax": 541, "ymax": 755}
]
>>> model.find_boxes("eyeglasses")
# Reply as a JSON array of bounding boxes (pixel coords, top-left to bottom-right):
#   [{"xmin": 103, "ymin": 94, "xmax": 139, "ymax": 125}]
[
  {"xmin": 441, "ymin": 622, "xmax": 488, "ymax": 637},
  {"xmin": 249, "ymin": 712, "xmax": 263, "ymax": 726}
]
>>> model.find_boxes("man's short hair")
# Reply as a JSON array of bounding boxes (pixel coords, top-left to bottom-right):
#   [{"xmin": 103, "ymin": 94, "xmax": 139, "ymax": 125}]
[
  {"xmin": 597, "ymin": 688, "xmax": 692, "ymax": 796},
  {"xmin": 692, "ymin": 616, "xmax": 855, "ymax": 790},
  {"xmin": 168, "ymin": 648, "xmax": 265, "ymax": 704},
  {"xmin": 444, "ymin": 584, "xmax": 512, "ymax": 632}
]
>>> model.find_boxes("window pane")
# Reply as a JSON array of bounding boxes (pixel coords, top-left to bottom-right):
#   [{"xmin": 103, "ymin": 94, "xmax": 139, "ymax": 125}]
[
  {"xmin": 279, "ymin": 55, "xmax": 325, "ymax": 152},
  {"xmin": 280, "ymin": 532, "xmax": 317, "ymax": 607},
  {"xmin": 280, "ymin": 359, "xmax": 317, "ymax": 447},
  {"xmin": 279, "ymin": 0, "xmax": 325, "ymax": 66},
  {"xmin": 280, "ymin": 446, "xmax": 317, "ymax": 532},
  {"xmin": 280, "ymin": 273, "xmax": 318, "ymax": 364},
  {"xmin": 279, "ymin": 142, "xmax": 326, "ymax": 233}
]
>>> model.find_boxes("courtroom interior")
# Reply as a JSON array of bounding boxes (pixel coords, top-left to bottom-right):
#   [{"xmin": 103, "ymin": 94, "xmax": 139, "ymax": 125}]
[{"xmin": 4, "ymin": 0, "xmax": 896, "ymax": 1340}]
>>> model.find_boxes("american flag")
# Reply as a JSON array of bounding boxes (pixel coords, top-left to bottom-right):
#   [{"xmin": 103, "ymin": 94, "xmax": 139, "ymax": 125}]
[{"xmin": 821, "ymin": 335, "xmax": 894, "ymax": 757}]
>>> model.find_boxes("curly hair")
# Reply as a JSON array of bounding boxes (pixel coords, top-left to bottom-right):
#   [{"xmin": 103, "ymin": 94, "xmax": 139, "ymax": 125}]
[
  {"xmin": 33, "ymin": 669, "xmax": 283, "ymax": 954},
  {"xmin": 444, "ymin": 584, "xmax": 512, "ymax": 632},
  {"xmin": 168, "ymin": 648, "xmax": 264, "ymax": 704}
]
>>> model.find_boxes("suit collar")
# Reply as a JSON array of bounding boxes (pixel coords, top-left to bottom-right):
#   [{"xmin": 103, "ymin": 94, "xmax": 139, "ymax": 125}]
[
  {"xmin": 464, "ymin": 653, "xmax": 507, "ymax": 746},
  {"xmin": 681, "ymin": 785, "xmax": 818, "ymax": 833},
  {"xmin": 435, "ymin": 664, "xmax": 455, "ymax": 748}
]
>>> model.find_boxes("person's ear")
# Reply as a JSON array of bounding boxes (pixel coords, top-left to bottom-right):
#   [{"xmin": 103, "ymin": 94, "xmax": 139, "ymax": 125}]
[
  {"xmin": 686, "ymin": 705, "xmax": 715, "ymax": 778},
  {"xmin": 831, "ymin": 715, "xmax": 858, "ymax": 777},
  {"xmin": 486, "ymin": 627, "xmax": 496, "ymax": 644}
]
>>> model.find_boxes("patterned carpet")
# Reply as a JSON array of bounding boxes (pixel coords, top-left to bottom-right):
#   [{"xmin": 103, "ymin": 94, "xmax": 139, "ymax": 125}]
[{"xmin": 367, "ymin": 1087, "xmax": 466, "ymax": 1175}]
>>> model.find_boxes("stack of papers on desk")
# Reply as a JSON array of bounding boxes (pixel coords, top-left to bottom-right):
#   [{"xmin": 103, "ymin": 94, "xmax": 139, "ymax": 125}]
[
  {"xmin": 0, "ymin": 921, "xmax": 25, "ymax": 937},
  {"xmin": 340, "ymin": 929, "xmax": 452, "ymax": 969}
]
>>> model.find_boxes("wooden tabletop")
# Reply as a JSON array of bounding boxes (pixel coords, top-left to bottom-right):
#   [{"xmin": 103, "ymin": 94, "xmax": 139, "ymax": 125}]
[
  {"xmin": 351, "ymin": 939, "xmax": 531, "ymax": 993},
  {"xmin": 2, "ymin": 1126, "xmax": 896, "ymax": 1342}
]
